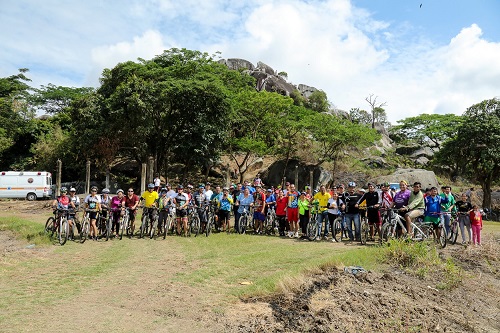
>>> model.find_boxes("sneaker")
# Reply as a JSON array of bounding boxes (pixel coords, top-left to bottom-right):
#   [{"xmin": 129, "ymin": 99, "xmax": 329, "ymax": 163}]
[
  {"xmin": 315, "ymin": 236, "xmax": 321, "ymax": 241},
  {"xmin": 294, "ymin": 232, "xmax": 299, "ymax": 238},
  {"xmin": 323, "ymin": 236, "xmax": 328, "ymax": 241},
  {"xmin": 331, "ymin": 238, "xmax": 338, "ymax": 243}
]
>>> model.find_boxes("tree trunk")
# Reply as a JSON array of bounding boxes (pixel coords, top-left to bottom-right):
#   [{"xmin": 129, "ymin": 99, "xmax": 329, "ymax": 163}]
[{"xmin": 481, "ymin": 179, "xmax": 492, "ymax": 209}]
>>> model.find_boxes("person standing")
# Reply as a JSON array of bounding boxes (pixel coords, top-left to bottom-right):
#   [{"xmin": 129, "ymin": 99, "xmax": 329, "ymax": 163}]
[
  {"xmin": 298, "ymin": 192, "xmax": 310, "ymax": 238},
  {"xmin": 440, "ymin": 186, "xmax": 456, "ymax": 238},
  {"xmin": 469, "ymin": 205, "xmax": 483, "ymax": 246},
  {"xmin": 313, "ymin": 185, "xmax": 331, "ymax": 240},
  {"xmin": 356, "ymin": 183, "xmax": 381, "ymax": 240},
  {"xmin": 455, "ymin": 193, "xmax": 472, "ymax": 245},
  {"xmin": 275, "ymin": 189, "xmax": 288, "ymax": 237},
  {"xmin": 123, "ymin": 188, "xmax": 140, "ymax": 237},
  {"xmin": 327, "ymin": 191, "xmax": 344, "ymax": 242},
  {"xmin": 343, "ymin": 182, "xmax": 362, "ymax": 241},
  {"xmin": 286, "ymin": 184, "xmax": 300, "ymax": 238},
  {"xmin": 153, "ymin": 174, "xmax": 161, "ymax": 192}
]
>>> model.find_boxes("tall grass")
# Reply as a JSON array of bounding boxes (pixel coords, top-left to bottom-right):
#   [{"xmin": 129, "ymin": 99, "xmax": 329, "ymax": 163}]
[{"xmin": 0, "ymin": 216, "xmax": 51, "ymax": 245}]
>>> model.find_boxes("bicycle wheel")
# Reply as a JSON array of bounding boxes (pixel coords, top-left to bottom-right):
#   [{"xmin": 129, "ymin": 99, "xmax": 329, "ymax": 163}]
[
  {"xmin": 332, "ymin": 217, "xmax": 342, "ymax": 242},
  {"xmin": 191, "ymin": 215, "xmax": 201, "ymax": 237},
  {"xmin": 449, "ymin": 221, "xmax": 458, "ymax": 245},
  {"xmin": 44, "ymin": 217, "xmax": 56, "ymax": 239},
  {"xmin": 380, "ymin": 222, "xmax": 395, "ymax": 244},
  {"xmin": 437, "ymin": 226, "xmax": 447, "ymax": 248},
  {"xmin": 139, "ymin": 214, "xmax": 148, "ymax": 239},
  {"xmin": 411, "ymin": 223, "xmax": 426, "ymax": 241},
  {"xmin": 360, "ymin": 221, "xmax": 369, "ymax": 245},
  {"xmin": 149, "ymin": 216, "xmax": 158, "ymax": 239},
  {"xmin": 163, "ymin": 216, "xmax": 172, "ymax": 239},
  {"xmin": 58, "ymin": 218, "xmax": 68, "ymax": 246},
  {"xmin": 238, "ymin": 215, "xmax": 247, "ymax": 234},
  {"xmin": 80, "ymin": 217, "xmax": 89, "ymax": 243},
  {"xmin": 306, "ymin": 219, "xmax": 317, "ymax": 241},
  {"xmin": 105, "ymin": 217, "xmax": 112, "ymax": 241}
]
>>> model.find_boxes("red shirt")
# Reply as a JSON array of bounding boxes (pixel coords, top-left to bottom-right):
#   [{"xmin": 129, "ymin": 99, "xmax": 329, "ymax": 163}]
[
  {"xmin": 276, "ymin": 196, "xmax": 288, "ymax": 216},
  {"xmin": 124, "ymin": 194, "xmax": 139, "ymax": 209}
]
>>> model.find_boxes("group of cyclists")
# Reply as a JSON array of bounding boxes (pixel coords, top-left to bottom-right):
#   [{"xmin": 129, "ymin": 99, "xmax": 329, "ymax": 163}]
[{"xmin": 51, "ymin": 177, "xmax": 484, "ymax": 245}]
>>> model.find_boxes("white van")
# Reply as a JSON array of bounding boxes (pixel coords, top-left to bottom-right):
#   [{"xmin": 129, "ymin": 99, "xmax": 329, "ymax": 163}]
[{"xmin": 0, "ymin": 171, "xmax": 53, "ymax": 200}]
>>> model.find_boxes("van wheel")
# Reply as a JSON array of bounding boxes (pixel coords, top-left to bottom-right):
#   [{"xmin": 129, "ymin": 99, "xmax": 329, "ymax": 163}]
[{"xmin": 26, "ymin": 193, "xmax": 37, "ymax": 201}]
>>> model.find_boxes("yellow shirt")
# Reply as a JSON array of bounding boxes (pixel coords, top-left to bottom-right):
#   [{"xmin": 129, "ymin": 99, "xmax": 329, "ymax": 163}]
[
  {"xmin": 141, "ymin": 190, "xmax": 159, "ymax": 207},
  {"xmin": 313, "ymin": 192, "xmax": 331, "ymax": 212}
]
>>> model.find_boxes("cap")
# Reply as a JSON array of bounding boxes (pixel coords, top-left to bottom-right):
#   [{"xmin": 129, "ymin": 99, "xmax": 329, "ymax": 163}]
[
  {"xmin": 337, "ymin": 184, "xmax": 345, "ymax": 188},
  {"xmin": 160, "ymin": 188, "xmax": 168, "ymax": 193},
  {"xmin": 382, "ymin": 182, "xmax": 390, "ymax": 187},
  {"xmin": 285, "ymin": 182, "xmax": 290, "ymax": 186},
  {"xmin": 69, "ymin": 187, "xmax": 76, "ymax": 192},
  {"xmin": 198, "ymin": 184, "xmax": 205, "ymax": 188},
  {"xmin": 229, "ymin": 184, "xmax": 235, "ymax": 189},
  {"xmin": 300, "ymin": 192, "xmax": 307, "ymax": 195},
  {"xmin": 187, "ymin": 184, "xmax": 193, "ymax": 189},
  {"xmin": 223, "ymin": 187, "xmax": 229, "ymax": 191},
  {"xmin": 206, "ymin": 182, "xmax": 211, "ymax": 186},
  {"xmin": 177, "ymin": 185, "xmax": 184, "ymax": 189},
  {"xmin": 267, "ymin": 189, "xmax": 272, "ymax": 192},
  {"xmin": 359, "ymin": 188, "xmax": 366, "ymax": 193}
]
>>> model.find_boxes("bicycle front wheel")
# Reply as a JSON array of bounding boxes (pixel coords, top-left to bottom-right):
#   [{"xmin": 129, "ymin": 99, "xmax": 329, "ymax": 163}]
[
  {"xmin": 238, "ymin": 215, "xmax": 247, "ymax": 234},
  {"xmin": 58, "ymin": 218, "xmax": 68, "ymax": 246},
  {"xmin": 449, "ymin": 221, "xmax": 458, "ymax": 245},
  {"xmin": 140, "ymin": 215, "xmax": 148, "ymax": 239},
  {"xmin": 360, "ymin": 221, "xmax": 369, "ymax": 245},
  {"xmin": 306, "ymin": 219, "xmax": 316, "ymax": 241},
  {"xmin": 437, "ymin": 227, "xmax": 447, "ymax": 248},
  {"xmin": 45, "ymin": 217, "xmax": 56, "ymax": 239},
  {"xmin": 150, "ymin": 216, "xmax": 158, "ymax": 239},
  {"xmin": 191, "ymin": 216, "xmax": 201, "ymax": 237},
  {"xmin": 332, "ymin": 218, "xmax": 342, "ymax": 242}
]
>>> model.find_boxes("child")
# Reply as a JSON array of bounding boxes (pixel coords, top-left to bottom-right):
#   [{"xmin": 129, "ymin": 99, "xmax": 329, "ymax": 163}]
[{"xmin": 469, "ymin": 205, "xmax": 483, "ymax": 246}]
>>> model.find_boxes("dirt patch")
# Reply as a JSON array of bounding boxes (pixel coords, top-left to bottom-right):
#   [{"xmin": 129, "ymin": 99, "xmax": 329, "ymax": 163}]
[{"xmin": 224, "ymin": 240, "xmax": 500, "ymax": 333}]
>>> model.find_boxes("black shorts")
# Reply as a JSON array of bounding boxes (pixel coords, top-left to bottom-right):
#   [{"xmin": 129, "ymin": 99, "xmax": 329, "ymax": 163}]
[
  {"xmin": 177, "ymin": 209, "xmax": 188, "ymax": 218},
  {"xmin": 218, "ymin": 210, "xmax": 230, "ymax": 221}
]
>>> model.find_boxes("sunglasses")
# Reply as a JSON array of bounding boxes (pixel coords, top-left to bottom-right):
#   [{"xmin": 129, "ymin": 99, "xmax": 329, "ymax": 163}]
[{"xmin": 128, "ymin": 190, "xmax": 134, "ymax": 192}]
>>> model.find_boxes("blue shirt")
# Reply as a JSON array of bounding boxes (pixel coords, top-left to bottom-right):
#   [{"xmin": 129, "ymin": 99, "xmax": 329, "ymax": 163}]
[
  {"xmin": 237, "ymin": 193, "xmax": 254, "ymax": 214},
  {"xmin": 424, "ymin": 195, "xmax": 448, "ymax": 217},
  {"xmin": 219, "ymin": 194, "xmax": 233, "ymax": 211}
]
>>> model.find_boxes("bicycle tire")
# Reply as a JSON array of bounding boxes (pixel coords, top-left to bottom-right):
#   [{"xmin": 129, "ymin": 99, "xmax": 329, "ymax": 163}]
[
  {"xmin": 119, "ymin": 216, "xmax": 125, "ymax": 240},
  {"xmin": 360, "ymin": 221, "xmax": 369, "ymax": 245},
  {"xmin": 332, "ymin": 217, "xmax": 342, "ymax": 242},
  {"xmin": 164, "ymin": 216, "xmax": 172, "ymax": 239},
  {"xmin": 411, "ymin": 223, "xmax": 426, "ymax": 241},
  {"xmin": 238, "ymin": 215, "xmax": 247, "ymax": 234},
  {"xmin": 449, "ymin": 221, "xmax": 458, "ymax": 245},
  {"xmin": 380, "ymin": 222, "xmax": 396, "ymax": 244},
  {"xmin": 264, "ymin": 216, "xmax": 274, "ymax": 235},
  {"xmin": 191, "ymin": 215, "xmax": 201, "ymax": 237},
  {"xmin": 437, "ymin": 226, "xmax": 447, "ymax": 248},
  {"xmin": 59, "ymin": 217, "xmax": 68, "ymax": 246},
  {"xmin": 105, "ymin": 217, "xmax": 111, "ymax": 241},
  {"xmin": 44, "ymin": 216, "xmax": 56, "ymax": 239},
  {"xmin": 80, "ymin": 217, "xmax": 89, "ymax": 243},
  {"xmin": 139, "ymin": 214, "xmax": 148, "ymax": 239},
  {"xmin": 150, "ymin": 216, "xmax": 158, "ymax": 239},
  {"xmin": 306, "ymin": 219, "xmax": 317, "ymax": 241}
]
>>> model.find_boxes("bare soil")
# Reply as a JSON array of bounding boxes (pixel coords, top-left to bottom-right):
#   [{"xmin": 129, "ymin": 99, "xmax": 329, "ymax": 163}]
[{"xmin": 1, "ymin": 199, "xmax": 499, "ymax": 333}]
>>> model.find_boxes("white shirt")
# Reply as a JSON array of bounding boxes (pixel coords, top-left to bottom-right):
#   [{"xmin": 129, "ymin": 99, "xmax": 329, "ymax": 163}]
[{"xmin": 154, "ymin": 177, "xmax": 161, "ymax": 187}]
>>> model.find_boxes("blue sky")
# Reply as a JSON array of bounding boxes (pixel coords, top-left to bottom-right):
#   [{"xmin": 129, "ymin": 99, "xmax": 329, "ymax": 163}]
[{"xmin": 1, "ymin": 0, "xmax": 499, "ymax": 123}]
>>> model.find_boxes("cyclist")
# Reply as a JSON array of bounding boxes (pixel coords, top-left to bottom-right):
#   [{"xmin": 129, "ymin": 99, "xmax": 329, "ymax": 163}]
[
  {"xmin": 343, "ymin": 182, "xmax": 362, "ymax": 241},
  {"xmin": 275, "ymin": 189, "xmax": 288, "ymax": 236},
  {"xmin": 235, "ymin": 187, "xmax": 254, "ymax": 232},
  {"xmin": 166, "ymin": 183, "xmax": 176, "ymax": 199},
  {"xmin": 252, "ymin": 185, "xmax": 266, "ymax": 234},
  {"xmin": 110, "ymin": 189, "xmax": 125, "ymax": 237},
  {"xmin": 156, "ymin": 188, "xmax": 172, "ymax": 235},
  {"xmin": 402, "ymin": 182, "xmax": 425, "ymax": 235},
  {"xmin": 393, "ymin": 180, "xmax": 410, "ymax": 212},
  {"xmin": 52, "ymin": 187, "xmax": 76, "ymax": 239},
  {"xmin": 84, "ymin": 186, "xmax": 101, "ymax": 241},
  {"xmin": 439, "ymin": 185, "xmax": 456, "ymax": 238},
  {"xmin": 99, "ymin": 188, "xmax": 111, "ymax": 236},
  {"xmin": 174, "ymin": 185, "xmax": 189, "ymax": 236},
  {"xmin": 286, "ymin": 184, "xmax": 300, "ymax": 238},
  {"xmin": 313, "ymin": 185, "xmax": 331, "ymax": 240},
  {"xmin": 204, "ymin": 182, "xmax": 213, "ymax": 202},
  {"xmin": 185, "ymin": 184, "xmax": 194, "ymax": 202},
  {"xmin": 424, "ymin": 186, "xmax": 449, "ymax": 239},
  {"xmin": 217, "ymin": 187, "xmax": 233, "ymax": 232},
  {"xmin": 356, "ymin": 183, "xmax": 381, "ymax": 240},
  {"xmin": 141, "ymin": 183, "xmax": 159, "ymax": 225},
  {"xmin": 123, "ymin": 188, "xmax": 140, "ymax": 236},
  {"xmin": 193, "ymin": 184, "xmax": 208, "ymax": 232},
  {"xmin": 232, "ymin": 183, "xmax": 243, "ymax": 227},
  {"xmin": 327, "ymin": 191, "xmax": 345, "ymax": 242},
  {"xmin": 68, "ymin": 187, "xmax": 80, "ymax": 236}
]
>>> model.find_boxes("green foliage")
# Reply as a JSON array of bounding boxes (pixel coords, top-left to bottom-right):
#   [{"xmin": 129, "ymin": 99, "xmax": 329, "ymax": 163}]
[
  {"xmin": 349, "ymin": 107, "xmax": 371, "ymax": 125},
  {"xmin": 0, "ymin": 216, "xmax": 51, "ymax": 245},
  {"xmin": 304, "ymin": 113, "xmax": 380, "ymax": 164},
  {"xmin": 436, "ymin": 98, "xmax": 500, "ymax": 208},
  {"xmin": 390, "ymin": 113, "xmax": 463, "ymax": 149},
  {"xmin": 31, "ymin": 84, "xmax": 95, "ymax": 114},
  {"xmin": 305, "ymin": 90, "xmax": 329, "ymax": 113}
]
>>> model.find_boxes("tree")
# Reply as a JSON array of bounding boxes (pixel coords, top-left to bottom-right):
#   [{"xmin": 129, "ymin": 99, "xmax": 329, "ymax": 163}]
[
  {"xmin": 390, "ymin": 113, "xmax": 463, "ymax": 150},
  {"xmin": 306, "ymin": 90, "xmax": 329, "ymax": 113},
  {"xmin": 365, "ymin": 94, "xmax": 387, "ymax": 128},
  {"xmin": 436, "ymin": 98, "xmax": 500, "ymax": 208},
  {"xmin": 226, "ymin": 90, "xmax": 295, "ymax": 182},
  {"xmin": 349, "ymin": 107, "xmax": 371, "ymax": 125},
  {"xmin": 304, "ymin": 113, "xmax": 380, "ymax": 166}
]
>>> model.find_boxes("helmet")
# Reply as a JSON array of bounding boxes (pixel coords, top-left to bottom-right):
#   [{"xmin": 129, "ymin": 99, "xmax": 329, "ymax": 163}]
[
  {"xmin": 102, "ymin": 188, "xmax": 110, "ymax": 194},
  {"xmin": 177, "ymin": 185, "xmax": 184, "ymax": 189},
  {"xmin": 69, "ymin": 187, "xmax": 76, "ymax": 192},
  {"xmin": 60, "ymin": 187, "xmax": 67, "ymax": 193},
  {"xmin": 187, "ymin": 184, "xmax": 193, "ymax": 189},
  {"xmin": 90, "ymin": 186, "xmax": 98, "ymax": 191},
  {"xmin": 348, "ymin": 182, "xmax": 356, "ymax": 188},
  {"xmin": 160, "ymin": 188, "xmax": 168, "ymax": 193},
  {"xmin": 116, "ymin": 189, "xmax": 124, "ymax": 194},
  {"xmin": 198, "ymin": 184, "xmax": 205, "ymax": 189},
  {"xmin": 147, "ymin": 183, "xmax": 154, "ymax": 189}
]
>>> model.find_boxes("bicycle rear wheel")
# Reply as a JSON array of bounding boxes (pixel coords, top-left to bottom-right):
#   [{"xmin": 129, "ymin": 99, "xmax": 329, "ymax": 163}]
[
  {"xmin": 80, "ymin": 217, "xmax": 89, "ymax": 243},
  {"xmin": 150, "ymin": 216, "xmax": 158, "ymax": 239},
  {"xmin": 332, "ymin": 218, "xmax": 342, "ymax": 242},
  {"xmin": 139, "ymin": 215, "xmax": 148, "ymax": 239},
  {"xmin": 380, "ymin": 222, "xmax": 395, "ymax": 244},
  {"xmin": 58, "ymin": 218, "xmax": 68, "ymax": 246},
  {"xmin": 437, "ymin": 226, "xmax": 447, "ymax": 248}
]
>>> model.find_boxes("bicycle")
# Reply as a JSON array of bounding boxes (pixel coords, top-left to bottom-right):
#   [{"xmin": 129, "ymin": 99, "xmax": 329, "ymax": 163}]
[
  {"xmin": 263, "ymin": 206, "xmax": 277, "ymax": 235},
  {"xmin": 412, "ymin": 214, "xmax": 447, "ymax": 248},
  {"xmin": 97, "ymin": 209, "xmax": 112, "ymax": 241},
  {"xmin": 188, "ymin": 204, "xmax": 201, "ymax": 237},
  {"xmin": 118, "ymin": 207, "xmax": 131, "ymax": 240},
  {"xmin": 449, "ymin": 212, "xmax": 460, "ymax": 245},
  {"xmin": 306, "ymin": 202, "xmax": 322, "ymax": 241},
  {"xmin": 360, "ymin": 206, "xmax": 380, "ymax": 245},
  {"xmin": 379, "ymin": 208, "xmax": 426, "ymax": 244},
  {"xmin": 79, "ymin": 209, "xmax": 96, "ymax": 243},
  {"xmin": 237, "ymin": 205, "xmax": 253, "ymax": 234},
  {"xmin": 163, "ymin": 204, "xmax": 176, "ymax": 239},
  {"xmin": 44, "ymin": 208, "xmax": 70, "ymax": 245},
  {"xmin": 139, "ymin": 207, "xmax": 158, "ymax": 239},
  {"xmin": 331, "ymin": 213, "xmax": 344, "ymax": 242}
]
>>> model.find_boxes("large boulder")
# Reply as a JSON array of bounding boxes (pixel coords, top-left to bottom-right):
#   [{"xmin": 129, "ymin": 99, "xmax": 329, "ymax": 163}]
[
  {"xmin": 375, "ymin": 168, "xmax": 440, "ymax": 190},
  {"xmin": 219, "ymin": 58, "xmax": 255, "ymax": 71},
  {"xmin": 260, "ymin": 159, "xmax": 332, "ymax": 190}
]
